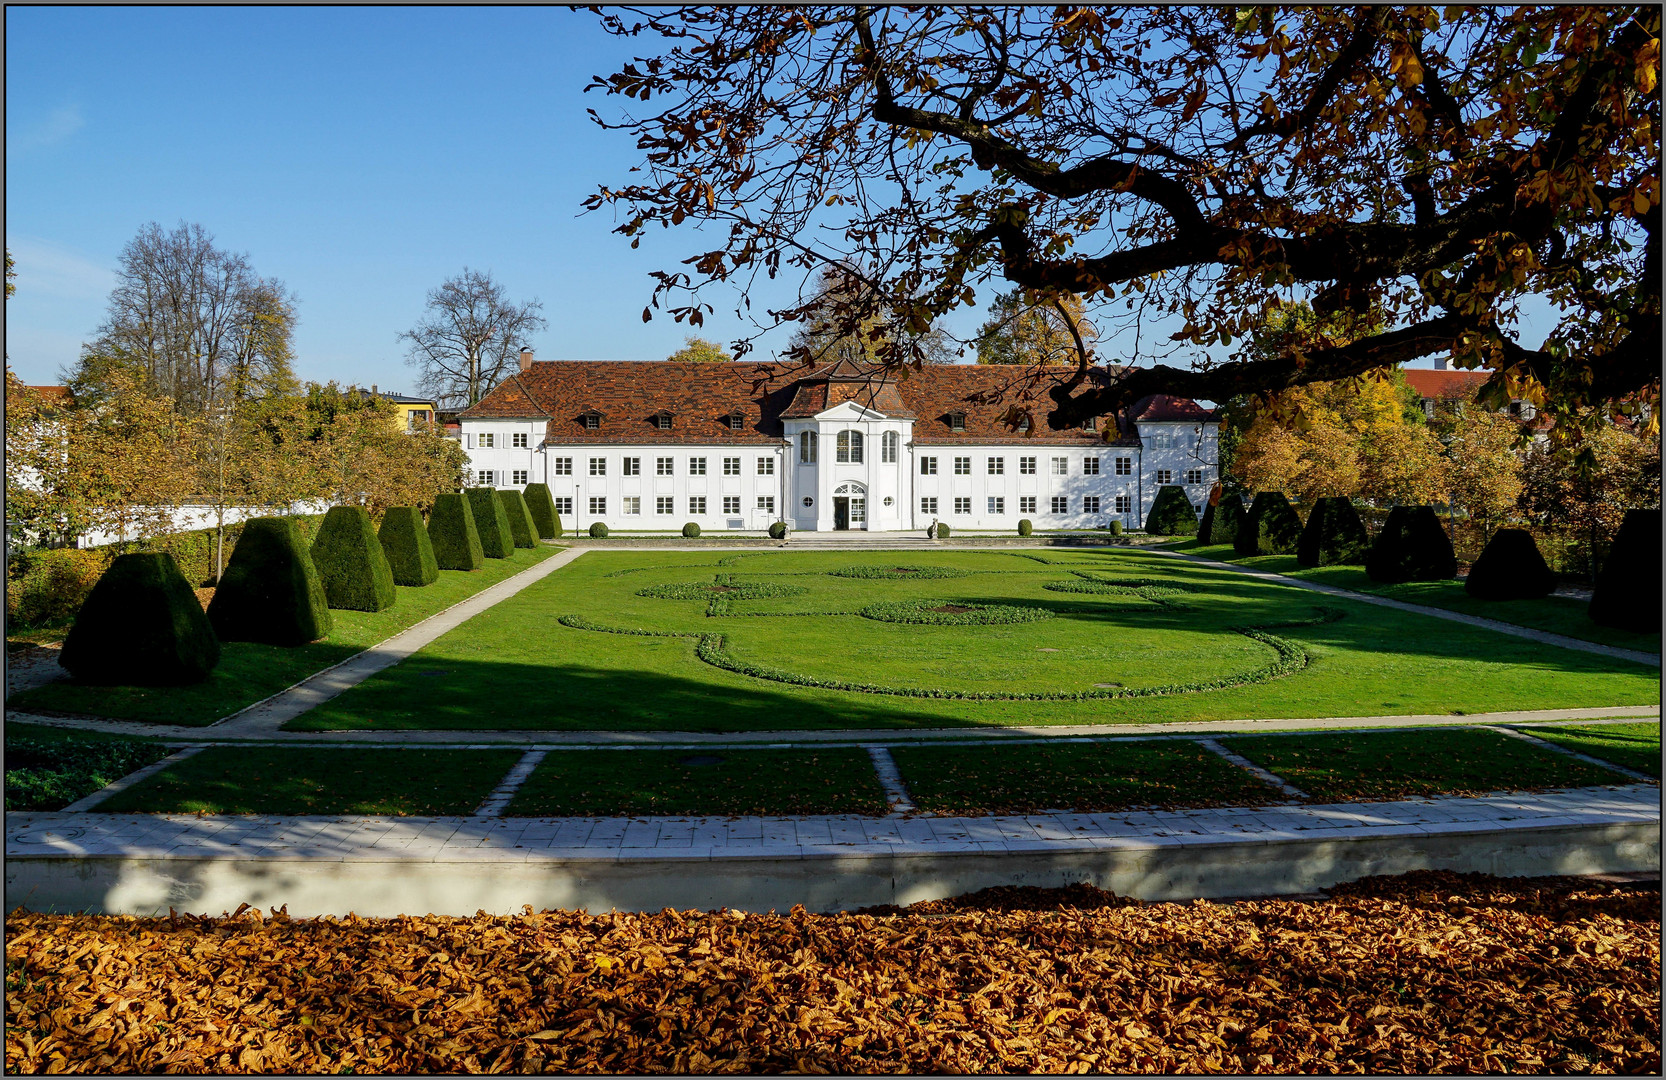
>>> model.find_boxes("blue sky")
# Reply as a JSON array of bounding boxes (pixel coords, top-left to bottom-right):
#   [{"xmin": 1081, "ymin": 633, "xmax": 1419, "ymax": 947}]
[{"xmin": 7, "ymin": 7, "xmax": 1507, "ymax": 392}]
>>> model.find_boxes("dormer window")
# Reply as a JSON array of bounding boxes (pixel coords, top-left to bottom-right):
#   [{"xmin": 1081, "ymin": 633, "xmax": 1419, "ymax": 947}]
[
  {"xmin": 947, "ymin": 411, "xmax": 966, "ymax": 432},
  {"xmin": 653, "ymin": 411, "xmax": 674, "ymax": 430},
  {"xmin": 1016, "ymin": 414, "xmax": 1032, "ymax": 432},
  {"xmin": 727, "ymin": 410, "xmax": 746, "ymax": 431},
  {"xmin": 580, "ymin": 410, "xmax": 603, "ymax": 431},
  {"xmin": 1080, "ymin": 416, "xmax": 1096, "ymax": 431}
]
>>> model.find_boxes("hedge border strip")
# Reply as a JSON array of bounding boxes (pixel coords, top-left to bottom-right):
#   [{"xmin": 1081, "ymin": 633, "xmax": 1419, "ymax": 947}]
[
  {"xmin": 826, "ymin": 565, "xmax": 977, "ymax": 580},
  {"xmin": 860, "ymin": 600, "xmax": 1056, "ymax": 626}
]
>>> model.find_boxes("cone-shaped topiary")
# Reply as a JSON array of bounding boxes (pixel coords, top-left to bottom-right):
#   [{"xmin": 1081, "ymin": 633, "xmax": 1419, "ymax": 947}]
[
  {"xmin": 427, "ymin": 493, "xmax": 484, "ymax": 571},
  {"xmin": 522, "ymin": 483, "xmax": 562, "ymax": 539},
  {"xmin": 1465, "ymin": 528, "xmax": 1556, "ymax": 600},
  {"xmin": 1143, "ymin": 485, "xmax": 1199, "ymax": 536},
  {"xmin": 682, "ymin": 522, "xmax": 701, "ymax": 538},
  {"xmin": 310, "ymin": 505, "xmax": 397, "ymax": 612},
  {"xmin": 1367, "ymin": 505, "xmax": 1458, "ymax": 583},
  {"xmin": 1237, "ymin": 492, "xmax": 1302, "ymax": 555},
  {"xmin": 498, "ymin": 489, "xmax": 538, "ymax": 549},
  {"xmin": 61, "ymin": 552, "xmax": 220, "ymax": 685},
  {"xmin": 1200, "ymin": 493, "xmax": 1244, "ymax": 547},
  {"xmin": 467, "ymin": 487, "xmax": 514, "ymax": 558},
  {"xmin": 1017, "ymin": 518, "xmax": 1033, "ymax": 537},
  {"xmin": 208, "ymin": 516, "xmax": 333, "ymax": 645},
  {"xmin": 1589, "ymin": 509, "xmax": 1661, "ymax": 632},
  {"xmin": 378, "ymin": 506, "xmax": 439, "ymax": 587},
  {"xmin": 1297, "ymin": 497, "xmax": 1371, "ymax": 568}
]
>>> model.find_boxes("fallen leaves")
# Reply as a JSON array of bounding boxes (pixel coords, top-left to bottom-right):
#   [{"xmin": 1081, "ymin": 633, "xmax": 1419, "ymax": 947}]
[{"xmin": 4, "ymin": 872, "xmax": 1658, "ymax": 1074}]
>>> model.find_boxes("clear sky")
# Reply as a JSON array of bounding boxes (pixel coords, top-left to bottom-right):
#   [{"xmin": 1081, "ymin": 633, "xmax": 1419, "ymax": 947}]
[{"xmin": 7, "ymin": 7, "xmax": 1512, "ymax": 392}]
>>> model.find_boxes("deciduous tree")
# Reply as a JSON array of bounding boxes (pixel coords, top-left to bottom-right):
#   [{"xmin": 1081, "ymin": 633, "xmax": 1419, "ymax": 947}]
[
  {"xmin": 666, "ymin": 335, "xmax": 734, "ymax": 362},
  {"xmin": 975, "ymin": 290, "xmax": 1097, "ymax": 366},
  {"xmin": 400, "ymin": 270, "xmax": 547, "ymax": 407}
]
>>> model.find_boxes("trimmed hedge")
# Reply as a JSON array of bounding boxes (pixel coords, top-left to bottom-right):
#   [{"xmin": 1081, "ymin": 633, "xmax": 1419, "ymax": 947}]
[
  {"xmin": 1297, "ymin": 497, "xmax": 1371, "ymax": 568},
  {"xmin": 1107, "ymin": 520, "xmax": 1123, "ymax": 536},
  {"xmin": 860, "ymin": 600, "xmax": 1054, "ymax": 626},
  {"xmin": 60, "ymin": 552, "xmax": 221, "ymax": 686},
  {"xmin": 1366, "ymin": 505, "xmax": 1458, "ymax": 583},
  {"xmin": 208, "ymin": 517, "xmax": 332, "ymax": 645},
  {"xmin": 498, "ymin": 490, "xmax": 538, "ymax": 549},
  {"xmin": 935, "ymin": 523, "xmax": 951, "ymax": 539},
  {"xmin": 378, "ymin": 507, "xmax": 439, "ymax": 587},
  {"xmin": 1236, "ymin": 492, "xmax": 1303, "ymax": 556},
  {"xmin": 310, "ymin": 505, "xmax": 398, "ymax": 612},
  {"xmin": 828, "ymin": 565, "xmax": 973, "ymax": 580},
  {"xmin": 682, "ymin": 522, "xmax": 702, "ymax": 538},
  {"xmin": 1143, "ymin": 486, "xmax": 1199, "ymax": 536},
  {"xmin": 1200, "ymin": 493, "xmax": 1244, "ymax": 547},
  {"xmin": 1465, "ymin": 528, "xmax": 1556, "ymax": 600},
  {"xmin": 467, "ymin": 488, "xmax": 514, "ymax": 558},
  {"xmin": 1589, "ymin": 509, "xmax": 1661, "ymax": 632},
  {"xmin": 768, "ymin": 522, "xmax": 788, "ymax": 540},
  {"xmin": 1017, "ymin": 519, "xmax": 1033, "ymax": 537},
  {"xmin": 522, "ymin": 483, "xmax": 562, "ymax": 540},
  {"xmin": 427, "ymin": 493, "xmax": 484, "ymax": 571},
  {"xmin": 589, "ymin": 522, "xmax": 610, "ymax": 538},
  {"xmin": 636, "ymin": 580, "xmax": 808, "ymax": 601}
]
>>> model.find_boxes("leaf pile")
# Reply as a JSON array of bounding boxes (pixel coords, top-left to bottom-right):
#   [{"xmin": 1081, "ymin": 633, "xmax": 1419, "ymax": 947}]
[{"xmin": 6, "ymin": 872, "xmax": 1657, "ymax": 1074}]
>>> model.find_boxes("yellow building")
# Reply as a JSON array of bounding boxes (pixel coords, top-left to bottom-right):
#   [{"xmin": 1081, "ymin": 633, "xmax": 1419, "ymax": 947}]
[{"xmin": 357, "ymin": 386, "xmax": 438, "ymax": 432}]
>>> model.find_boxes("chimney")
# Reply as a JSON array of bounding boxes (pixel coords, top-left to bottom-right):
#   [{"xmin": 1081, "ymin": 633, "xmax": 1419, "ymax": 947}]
[
  {"xmin": 518, "ymin": 348, "xmax": 534, "ymax": 373},
  {"xmin": 372, "ymin": 384, "xmax": 378, "ymax": 395}
]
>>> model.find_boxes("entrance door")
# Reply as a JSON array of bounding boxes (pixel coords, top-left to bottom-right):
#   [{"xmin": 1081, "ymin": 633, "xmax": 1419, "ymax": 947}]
[
  {"xmin": 833, "ymin": 497, "xmax": 850, "ymax": 530},
  {"xmin": 849, "ymin": 497, "xmax": 866, "ymax": 530}
]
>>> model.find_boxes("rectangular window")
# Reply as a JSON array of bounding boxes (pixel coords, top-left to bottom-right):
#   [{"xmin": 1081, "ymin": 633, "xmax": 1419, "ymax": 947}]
[
  {"xmin": 689, "ymin": 457, "xmax": 707, "ymax": 476},
  {"xmin": 987, "ymin": 497, "xmax": 1005, "ymax": 514},
  {"xmin": 656, "ymin": 496, "xmax": 674, "ymax": 514},
  {"xmin": 623, "ymin": 457, "xmax": 641, "ymax": 476},
  {"xmin": 1115, "ymin": 495, "xmax": 1131, "ymax": 514},
  {"xmin": 689, "ymin": 496, "xmax": 707, "ymax": 514},
  {"xmin": 1051, "ymin": 457, "xmax": 1068, "ymax": 475},
  {"xmin": 757, "ymin": 457, "xmax": 774, "ymax": 475},
  {"xmin": 723, "ymin": 457, "xmax": 741, "ymax": 476},
  {"xmin": 1019, "ymin": 496, "xmax": 1037, "ymax": 513},
  {"xmin": 512, "ymin": 469, "xmax": 528, "ymax": 485},
  {"xmin": 554, "ymin": 497, "xmax": 573, "ymax": 516},
  {"xmin": 552, "ymin": 457, "xmax": 573, "ymax": 476},
  {"xmin": 723, "ymin": 496, "xmax": 741, "ymax": 514},
  {"xmin": 799, "ymin": 431, "xmax": 817, "ymax": 464},
  {"xmin": 1083, "ymin": 456, "xmax": 1101, "ymax": 475},
  {"xmin": 623, "ymin": 497, "xmax": 642, "ymax": 515},
  {"xmin": 1018, "ymin": 456, "xmax": 1036, "ymax": 475},
  {"xmin": 881, "ymin": 431, "xmax": 897, "ymax": 463},
  {"xmin": 1156, "ymin": 469, "xmax": 1173, "ymax": 484},
  {"xmin": 479, "ymin": 433, "xmax": 495, "ymax": 449},
  {"xmin": 953, "ymin": 456, "xmax": 971, "ymax": 475},
  {"xmin": 953, "ymin": 497, "xmax": 971, "ymax": 515},
  {"xmin": 1051, "ymin": 496, "xmax": 1068, "ymax": 514},
  {"xmin": 920, "ymin": 456, "xmax": 937, "ymax": 475},
  {"xmin": 1083, "ymin": 496, "xmax": 1101, "ymax": 513},
  {"xmin": 757, "ymin": 496, "xmax": 775, "ymax": 513},
  {"xmin": 589, "ymin": 496, "xmax": 606, "ymax": 515},
  {"xmin": 987, "ymin": 457, "xmax": 1004, "ymax": 475},
  {"xmin": 1115, "ymin": 457, "xmax": 1132, "ymax": 475},
  {"xmin": 657, "ymin": 457, "xmax": 674, "ymax": 476},
  {"xmin": 589, "ymin": 457, "xmax": 606, "ymax": 476},
  {"xmin": 512, "ymin": 432, "xmax": 529, "ymax": 448},
  {"xmin": 1185, "ymin": 468, "xmax": 1205, "ymax": 484},
  {"xmin": 920, "ymin": 497, "xmax": 938, "ymax": 515},
  {"xmin": 582, "ymin": 414, "xmax": 600, "ymax": 431},
  {"xmin": 1146, "ymin": 430, "xmax": 1176, "ymax": 449},
  {"xmin": 477, "ymin": 470, "xmax": 496, "ymax": 486}
]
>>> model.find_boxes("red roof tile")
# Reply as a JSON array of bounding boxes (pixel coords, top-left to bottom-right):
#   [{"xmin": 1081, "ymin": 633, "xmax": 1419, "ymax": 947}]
[{"xmin": 1402, "ymin": 368, "xmax": 1489, "ymax": 399}]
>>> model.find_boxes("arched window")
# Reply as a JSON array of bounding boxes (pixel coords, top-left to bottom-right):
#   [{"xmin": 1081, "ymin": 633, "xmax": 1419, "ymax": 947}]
[
  {"xmin": 881, "ymin": 431, "xmax": 899, "ymax": 463},
  {"xmin": 798, "ymin": 430, "xmax": 817, "ymax": 464},
  {"xmin": 836, "ymin": 430, "xmax": 864, "ymax": 463}
]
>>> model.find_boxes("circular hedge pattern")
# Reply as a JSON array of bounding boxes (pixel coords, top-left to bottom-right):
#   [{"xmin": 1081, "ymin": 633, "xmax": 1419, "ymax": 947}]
[
  {"xmin": 1043, "ymin": 577, "xmax": 1201, "ymax": 596},
  {"xmin": 860, "ymin": 600, "xmax": 1054, "ymax": 626},
  {"xmin": 637, "ymin": 581, "xmax": 808, "ymax": 601},
  {"xmin": 827, "ymin": 565, "xmax": 974, "ymax": 580}
]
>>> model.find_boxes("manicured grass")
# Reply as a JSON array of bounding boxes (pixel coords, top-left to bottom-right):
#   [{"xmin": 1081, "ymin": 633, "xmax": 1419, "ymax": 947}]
[
  {"xmin": 5, "ymin": 725, "xmax": 174, "ymax": 811},
  {"xmin": 1222, "ymin": 728, "xmax": 1633, "ymax": 802},
  {"xmin": 1524, "ymin": 721, "xmax": 1661, "ymax": 778},
  {"xmin": 97, "ymin": 747, "xmax": 522, "ymax": 815},
  {"xmin": 296, "ymin": 548, "xmax": 1658, "ymax": 732},
  {"xmin": 506, "ymin": 748, "xmax": 887, "ymax": 816},
  {"xmin": 9, "ymin": 545, "xmax": 564, "ymax": 726},
  {"xmin": 889, "ymin": 740, "xmax": 1282, "ymax": 814},
  {"xmin": 1171, "ymin": 540, "xmax": 1661, "ymax": 652}
]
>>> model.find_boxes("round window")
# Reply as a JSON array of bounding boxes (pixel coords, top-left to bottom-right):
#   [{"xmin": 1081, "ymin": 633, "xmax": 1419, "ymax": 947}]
[
  {"xmin": 883, "ymin": 496, "xmax": 894, "ymax": 506},
  {"xmin": 802, "ymin": 496, "xmax": 813, "ymax": 507}
]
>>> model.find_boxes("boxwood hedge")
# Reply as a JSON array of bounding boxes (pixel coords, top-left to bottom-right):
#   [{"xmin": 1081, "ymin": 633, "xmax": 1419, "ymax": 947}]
[
  {"xmin": 60, "ymin": 552, "xmax": 221, "ymax": 686},
  {"xmin": 522, "ymin": 483, "xmax": 562, "ymax": 539},
  {"xmin": 1297, "ymin": 497, "xmax": 1370, "ymax": 568},
  {"xmin": 1237, "ymin": 492, "xmax": 1302, "ymax": 556},
  {"xmin": 1589, "ymin": 509, "xmax": 1661, "ymax": 632},
  {"xmin": 682, "ymin": 522, "xmax": 701, "ymax": 538},
  {"xmin": 1366, "ymin": 505, "xmax": 1457, "ymax": 583},
  {"xmin": 378, "ymin": 506, "xmax": 439, "ymax": 587},
  {"xmin": 1198, "ymin": 493, "xmax": 1243, "ymax": 547},
  {"xmin": 207, "ymin": 517, "xmax": 333, "ymax": 645},
  {"xmin": 1464, "ymin": 528, "xmax": 1556, "ymax": 600},
  {"xmin": 468, "ymin": 488, "xmax": 514, "ymax": 558},
  {"xmin": 1143, "ymin": 485, "xmax": 1199, "ymax": 536},
  {"xmin": 498, "ymin": 489, "xmax": 538, "ymax": 549},
  {"xmin": 427, "ymin": 493, "xmax": 485, "ymax": 571},
  {"xmin": 310, "ymin": 505, "xmax": 397, "ymax": 612}
]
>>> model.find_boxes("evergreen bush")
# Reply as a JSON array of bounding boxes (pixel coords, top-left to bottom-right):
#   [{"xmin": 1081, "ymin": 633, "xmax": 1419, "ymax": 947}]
[
  {"xmin": 935, "ymin": 523, "xmax": 951, "ymax": 539},
  {"xmin": 5, "ymin": 547, "xmax": 111, "ymax": 629},
  {"xmin": 1297, "ymin": 497, "xmax": 1371, "ymax": 568},
  {"xmin": 427, "ymin": 493, "xmax": 484, "ymax": 571},
  {"xmin": 1200, "ymin": 493, "xmax": 1244, "ymax": 547},
  {"xmin": 1143, "ymin": 486, "xmax": 1199, "ymax": 536},
  {"xmin": 1237, "ymin": 492, "xmax": 1302, "ymax": 555},
  {"xmin": 1589, "ymin": 509, "xmax": 1661, "ymax": 632},
  {"xmin": 1465, "ymin": 528, "xmax": 1556, "ymax": 600},
  {"xmin": 498, "ymin": 489, "xmax": 538, "ymax": 549},
  {"xmin": 60, "ymin": 552, "xmax": 221, "ymax": 685},
  {"xmin": 310, "ymin": 505, "xmax": 397, "ymax": 612},
  {"xmin": 768, "ymin": 521, "xmax": 788, "ymax": 540},
  {"xmin": 1366, "ymin": 505, "xmax": 1458, "ymax": 583},
  {"xmin": 206, "ymin": 517, "xmax": 332, "ymax": 645},
  {"xmin": 589, "ymin": 522, "xmax": 610, "ymax": 538},
  {"xmin": 1107, "ymin": 520, "xmax": 1123, "ymax": 536},
  {"xmin": 378, "ymin": 506, "xmax": 439, "ymax": 587},
  {"xmin": 467, "ymin": 487, "xmax": 514, "ymax": 558},
  {"xmin": 522, "ymin": 483, "xmax": 562, "ymax": 539},
  {"xmin": 1017, "ymin": 518, "xmax": 1033, "ymax": 537},
  {"xmin": 682, "ymin": 522, "xmax": 701, "ymax": 538}
]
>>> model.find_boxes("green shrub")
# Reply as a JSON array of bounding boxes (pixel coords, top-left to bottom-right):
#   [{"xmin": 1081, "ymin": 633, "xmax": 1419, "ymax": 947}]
[
  {"xmin": 467, "ymin": 487, "xmax": 514, "ymax": 558},
  {"xmin": 377, "ymin": 506, "xmax": 439, "ymax": 587},
  {"xmin": 682, "ymin": 522, "xmax": 701, "ymax": 538},
  {"xmin": 1237, "ymin": 492, "xmax": 1302, "ymax": 556},
  {"xmin": 310, "ymin": 505, "xmax": 397, "ymax": 612},
  {"xmin": 522, "ymin": 483, "xmax": 562, "ymax": 539},
  {"xmin": 5, "ymin": 736, "xmax": 172, "ymax": 811},
  {"xmin": 1143, "ymin": 486, "xmax": 1199, "ymax": 536},
  {"xmin": 498, "ymin": 489, "xmax": 538, "ymax": 549},
  {"xmin": 207, "ymin": 518, "xmax": 332, "ymax": 645},
  {"xmin": 1104, "ymin": 520, "xmax": 1122, "ymax": 537},
  {"xmin": 829, "ymin": 565, "xmax": 972, "ymax": 580},
  {"xmin": 860, "ymin": 600, "xmax": 1054, "ymax": 626},
  {"xmin": 1017, "ymin": 518, "xmax": 1033, "ymax": 537},
  {"xmin": 768, "ymin": 521, "xmax": 788, "ymax": 540},
  {"xmin": 589, "ymin": 522, "xmax": 610, "ymax": 538},
  {"xmin": 1199, "ymin": 493, "xmax": 1244, "ymax": 547},
  {"xmin": 5, "ymin": 547, "xmax": 111, "ymax": 629},
  {"xmin": 139, "ymin": 514, "xmax": 323, "ymax": 588},
  {"xmin": 1465, "ymin": 528, "xmax": 1556, "ymax": 600},
  {"xmin": 1297, "ymin": 497, "xmax": 1370, "ymax": 568},
  {"xmin": 935, "ymin": 523, "xmax": 951, "ymax": 539},
  {"xmin": 59, "ymin": 552, "xmax": 221, "ymax": 685},
  {"xmin": 1366, "ymin": 505, "xmax": 1457, "ymax": 583},
  {"xmin": 1589, "ymin": 509, "xmax": 1660, "ymax": 632},
  {"xmin": 427, "ymin": 493, "xmax": 485, "ymax": 571}
]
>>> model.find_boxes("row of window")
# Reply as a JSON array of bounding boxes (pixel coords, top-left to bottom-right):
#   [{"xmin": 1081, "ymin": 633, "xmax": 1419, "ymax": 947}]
[
  {"xmin": 920, "ymin": 495, "xmax": 1135, "ymax": 516},
  {"xmin": 548, "ymin": 456, "xmax": 777, "ymax": 477},
  {"xmin": 797, "ymin": 430, "xmax": 900, "ymax": 464},
  {"xmin": 473, "ymin": 432, "xmax": 531, "ymax": 449},
  {"xmin": 918, "ymin": 456, "xmax": 1206, "ymax": 483},
  {"xmin": 581, "ymin": 496, "xmax": 776, "ymax": 516},
  {"xmin": 481, "ymin": 465, "xmax": 1204, "ymax": 489}
]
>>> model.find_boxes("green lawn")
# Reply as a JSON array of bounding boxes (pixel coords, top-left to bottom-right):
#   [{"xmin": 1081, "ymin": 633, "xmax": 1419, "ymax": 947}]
[
  {"xmin": 1221, "ymin": 728, "xmax": 1635, "ymax": 802},
  {"xmin": 97, "ymin": 747, "xmax": 522, "ymax": 815},
  {"xmin": 506, "ymin": 748, "xmax": 888, "ymax": 816},
  {"xmin": 1523, "ymin": 721, "xmax": 1661, "ymax": 778},
  {"xmin": 1170, "ymin": 541, "xmax": 1660, "ymax": 653},
  {"xmin": 9, "ymin": 545, "xmax": 564, "ymax": 726},
  {"xmin": 293, "ymin": 548, "xmax": 1658, "ymax": 732},
  {"xmin": 890, "ymin": 740, "xmax": 1281, "ymax": 814}
]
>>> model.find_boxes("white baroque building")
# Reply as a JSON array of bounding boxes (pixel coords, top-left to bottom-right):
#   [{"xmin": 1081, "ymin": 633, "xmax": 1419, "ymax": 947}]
[{"xmin": 458, "ymin": 357, "xmax": 1219, "ymax": 532}]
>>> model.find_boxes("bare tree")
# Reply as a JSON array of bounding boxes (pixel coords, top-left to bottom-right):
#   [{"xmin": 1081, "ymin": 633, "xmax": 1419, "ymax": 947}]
[{"xmin": 399, "ymin": 269, "xmax": 547, "ymax": 407}]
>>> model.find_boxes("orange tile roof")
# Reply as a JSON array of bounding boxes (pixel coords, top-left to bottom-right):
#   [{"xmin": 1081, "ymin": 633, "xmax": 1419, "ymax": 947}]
[
  {"xmin": 27, "ymin": 385, "xmax": 73, "ymax": 405},
  {"xmin": 1402, "ymin": 368, "xmax": 1489, "ymax": 399}
]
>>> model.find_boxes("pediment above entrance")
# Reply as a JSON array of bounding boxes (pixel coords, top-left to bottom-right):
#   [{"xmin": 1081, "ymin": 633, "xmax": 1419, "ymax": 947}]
[{"xmin": 812, "ymin": 400, "xmax": 891, "ymax": 422}]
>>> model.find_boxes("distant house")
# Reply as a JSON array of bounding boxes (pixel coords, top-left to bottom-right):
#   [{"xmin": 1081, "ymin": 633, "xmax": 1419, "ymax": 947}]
[
  {"xmin": 352, "ymin": 386, "xmax": 438, "ymax": 432},
  {"xmin": 1402, "ymin": 363, "xmax": 1544, "ymax": 425}
]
